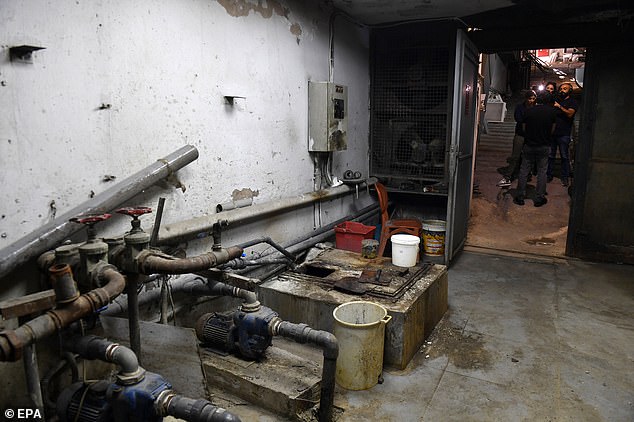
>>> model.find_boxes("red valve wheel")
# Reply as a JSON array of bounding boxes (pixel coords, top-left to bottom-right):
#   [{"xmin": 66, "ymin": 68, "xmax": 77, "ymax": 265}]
[
  {"xmin": 115, "ymin": 207, "xmax": 153, "ymax": 217},
  {"xmin": 69, "ymin": 214, "xmax": 112, "ymax": 225}
]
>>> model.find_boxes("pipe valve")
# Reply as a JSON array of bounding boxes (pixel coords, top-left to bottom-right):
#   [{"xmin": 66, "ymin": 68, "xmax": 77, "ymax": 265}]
[{"xmin": 70, "ymin": 214, "xmax": 112, "ymax": 288}]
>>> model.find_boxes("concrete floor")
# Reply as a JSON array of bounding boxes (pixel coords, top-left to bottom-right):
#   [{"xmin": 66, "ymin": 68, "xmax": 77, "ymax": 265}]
[{"xmin": 214, "ymin": 251, "xmax": 634, "ymax": 421}]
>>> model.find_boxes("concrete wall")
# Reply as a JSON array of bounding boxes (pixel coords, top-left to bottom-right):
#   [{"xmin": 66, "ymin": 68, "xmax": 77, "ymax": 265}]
[
  {"xmin": 0, "ymin": 0, "xmax": 372, "ymax": 272},
  {"xmin": 567, "ymin": 41, "xmax": 634, "ymax": 263},
  {"xmin": 0, "ymin": 0, "xmax": 372, "ymax": 406},
  {"xmin": 485, "ymin": 53, "xmax": 507, "ymax": 95}
]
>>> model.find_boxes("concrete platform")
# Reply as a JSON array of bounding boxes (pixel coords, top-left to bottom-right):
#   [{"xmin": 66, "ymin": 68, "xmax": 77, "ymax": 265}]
[
  {"xmin": 257, "ymin": 247, "xmax": 448, "ymax": 369},
  {"xmin": 199, "ymin": 338, "xmax": 323, "ymax": 420}
]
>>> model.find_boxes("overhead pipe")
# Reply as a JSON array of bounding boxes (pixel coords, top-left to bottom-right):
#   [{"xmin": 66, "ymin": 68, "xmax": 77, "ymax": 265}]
[
  {"xmin": 0, "ymin": 263, "xmax": 126, "ymax": 362},
  {"xmin": 156, "ymin": 178, "xmax": 377, "ymax": 245},
  {"xmin": 0, "ymin": 145, "xmax": 199, "ymax": 280}
]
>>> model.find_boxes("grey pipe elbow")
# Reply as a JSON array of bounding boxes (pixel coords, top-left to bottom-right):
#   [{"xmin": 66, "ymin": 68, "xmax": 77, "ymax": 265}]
[{"xmin": 108, "ymin": 343, "xmax": 140, "ymax": 376}]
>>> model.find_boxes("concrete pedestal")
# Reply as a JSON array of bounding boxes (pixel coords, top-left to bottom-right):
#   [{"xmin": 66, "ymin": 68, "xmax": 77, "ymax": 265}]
[{"xmin": 257, "ymin": 248, "xmax": 448, "ymax": 369}]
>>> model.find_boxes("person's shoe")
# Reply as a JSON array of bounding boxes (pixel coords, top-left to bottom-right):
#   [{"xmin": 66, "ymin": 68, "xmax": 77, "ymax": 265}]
[
  {"xmin": 561, "ymin": 178, "xmax": 569, "ymax": 187},
  {"xmin": 496, "ymin": 177, "xmax": 511, "ymax": 187},
  {"xmin": 534, "ymin": 197, "xmax": 548, "ymax": 207},
  {"xmin": 513, "ymin": 195, "xmax": 525, "ymax": 206},
  {"xmin": 547, "ymin": 175, "xmax": 554, "ymax": 183}
]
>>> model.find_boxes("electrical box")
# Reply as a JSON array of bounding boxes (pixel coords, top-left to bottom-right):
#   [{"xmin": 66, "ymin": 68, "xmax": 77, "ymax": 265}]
[{"xmin": 308, "ymin": 81, "xmax": 348, "ymax": 151}]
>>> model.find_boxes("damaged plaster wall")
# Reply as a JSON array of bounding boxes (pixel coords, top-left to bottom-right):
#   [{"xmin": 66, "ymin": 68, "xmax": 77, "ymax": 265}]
[
  {"xmin": 0, "ymin": 0, "xmax": 371, "ymax": 406},
  {"xmin": 0, "ymin": 0, "xmax": 371, "ymax": 261}
]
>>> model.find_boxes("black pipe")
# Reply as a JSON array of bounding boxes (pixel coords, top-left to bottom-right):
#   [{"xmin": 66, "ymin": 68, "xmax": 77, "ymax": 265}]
[
  {"xmin": 66, "ymin": 335, "xmax": 143, "ymax": 383},
  {"xmin": 160, "ymin": 394, "xmax": 242, "ymax": 422},
  {"xmin": 273, "ymin": 321, "xmax": 338, "ymax": 422},
  {"xmin": 41, "ymin": 352, "xmax": 79, "ymax": 413},
  {"xmin": 237, "ymin": 237, "xmax": 296, "ymax": 264},
  {"xmin": 234, "ymin": 204, "xmax": 379, "ymax": 279},
  {"xmin": 246, "ymin": 203, "xmax": 378, "ymax": 264},
  {"xmin": 126, "ymin": 273, "xmax": 142, "ymax": 364},
  {"xmin": 150, "ymin": 197, "xmax": 166, "ymax": 247}
]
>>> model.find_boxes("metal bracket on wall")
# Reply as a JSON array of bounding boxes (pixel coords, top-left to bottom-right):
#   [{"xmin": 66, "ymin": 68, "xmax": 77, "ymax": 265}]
[{"xmin": 9, "ymin": 45, "xmax": 46, "ymax": 63}]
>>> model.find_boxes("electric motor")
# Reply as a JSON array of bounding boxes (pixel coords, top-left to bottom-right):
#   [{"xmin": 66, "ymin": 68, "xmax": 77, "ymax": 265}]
[
  {"xmin": 195, "ymin": 312, "xmax": 237, "ymax": 355},
  {"xmin": 57, "ymin": 380, "xmax": 112, "ymax": 422}
]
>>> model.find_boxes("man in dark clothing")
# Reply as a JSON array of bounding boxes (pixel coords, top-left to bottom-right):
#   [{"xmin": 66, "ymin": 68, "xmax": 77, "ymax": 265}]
[
  {"xmin": 514, "ymin": 91, "xmax": 557, "ymax": 207},
  {"xmin": 497, "ymin": 90, "xmax": 536, "ymax": 187},
  {"xmin": 547, "ymin": 82, "xmax": 579, "ymax": 186}
]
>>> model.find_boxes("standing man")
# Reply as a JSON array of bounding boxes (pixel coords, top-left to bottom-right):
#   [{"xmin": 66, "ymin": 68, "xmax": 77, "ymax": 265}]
[
  {"xmin": 497, "ymin": 89, "xmax": 536, "ymax": 187},
  {"xmin": 514, "ymin": 91, "xmax": 557, "ymax": 207},
  {"xmin": 547, "ymin": 82, "xmax": 579, "ymax": 186}
]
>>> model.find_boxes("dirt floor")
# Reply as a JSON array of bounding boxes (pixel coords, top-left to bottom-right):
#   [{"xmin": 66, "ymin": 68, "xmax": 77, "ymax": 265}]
[{"xmin": 466, "ymin": 147, "xmax": 571, "ymax": 258}]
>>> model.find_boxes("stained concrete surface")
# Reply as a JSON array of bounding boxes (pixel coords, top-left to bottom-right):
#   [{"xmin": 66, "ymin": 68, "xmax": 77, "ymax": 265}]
[{"xmin": 209, "ymin": 251, "xmax": 633, "ymax": 421}]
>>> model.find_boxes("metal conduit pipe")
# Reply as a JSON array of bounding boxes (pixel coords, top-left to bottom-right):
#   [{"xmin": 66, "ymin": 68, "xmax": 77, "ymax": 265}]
[
  {"xmin": 0, "ymin": 264, "xmax": 126, "ymax": 362},
  {"xmin": 41, "ymin": 352, "xmax": 79, "ymax": 413},
  {"xmin": 137, "ymin": 246, "xmax": 243, "ymax": 274},
  {"xmin": 101, "ymin": 275, "xmax": 258, "ymax": 316},
  {"xmin": 234, "ymin": 204, "xmax": 379, "ymax": 278},
  {"xmin": 156, "ymin": 178, "xmax": 377, "ymax": 246},
  {"xmin": 157, "ymin": 392, "xmax": 242, "ymax": 422},
  {"xmin": 0, "ymin": 145, "xmax": 199, "ymax": 280},
  {"xmin": 245, "ymin": 203, "xmax": 379, "ymax": 263},
  {"xmin": 66, "ymin": 335, "xmax": 144, "ymax": 384},
  {"xmin": 237, "ymin": 237, "xmax": 296, "ymax": 263},
  {"xmin": 271, "ymin": 320, "xmax": 338, "ymax": 422}
]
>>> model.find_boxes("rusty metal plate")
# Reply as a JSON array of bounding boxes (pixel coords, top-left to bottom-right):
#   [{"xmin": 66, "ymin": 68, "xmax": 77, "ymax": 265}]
[{"xmin": 0, "ymin": 289, "xmax": 56, "ymax": 319}]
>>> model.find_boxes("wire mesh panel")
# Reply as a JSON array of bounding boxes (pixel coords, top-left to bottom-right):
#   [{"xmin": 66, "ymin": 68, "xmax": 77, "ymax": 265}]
[{"xmin": 371, "ymin": 31, "xmax": 452, "ymax": 192}]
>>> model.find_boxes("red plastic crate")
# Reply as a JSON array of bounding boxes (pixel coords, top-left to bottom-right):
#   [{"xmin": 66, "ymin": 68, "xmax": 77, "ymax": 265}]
[{"xmin": 334, "ymin": 221, "xmax": 376, "ymax": 253}]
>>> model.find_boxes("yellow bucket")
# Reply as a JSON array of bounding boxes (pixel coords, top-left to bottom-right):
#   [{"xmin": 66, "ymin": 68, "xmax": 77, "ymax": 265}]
[{"xmin": 422, "ymin": 220, "xmax": 446, "ymax": 256}]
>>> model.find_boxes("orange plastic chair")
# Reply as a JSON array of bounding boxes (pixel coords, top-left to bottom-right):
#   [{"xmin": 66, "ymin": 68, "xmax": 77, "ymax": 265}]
[{"xmin": 375, "ymin": 182, "xmax": 423, "ymax": 257}]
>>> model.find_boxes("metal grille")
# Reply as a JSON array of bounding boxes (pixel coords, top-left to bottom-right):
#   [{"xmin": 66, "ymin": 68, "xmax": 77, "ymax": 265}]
[{"xmin": 371, "ymin": 46, "xmax": 450, "ymax": 186}]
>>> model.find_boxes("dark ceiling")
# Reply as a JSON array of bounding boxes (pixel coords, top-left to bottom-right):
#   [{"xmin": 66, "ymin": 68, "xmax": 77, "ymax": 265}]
[{"xmin": 331, "ymin": 0, "xmax": 634, "ymax": 51}]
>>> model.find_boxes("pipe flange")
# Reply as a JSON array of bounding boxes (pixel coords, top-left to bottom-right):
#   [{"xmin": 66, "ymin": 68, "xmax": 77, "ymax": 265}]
[
  {"xmin": 268, "ymin": 317, "xmax": 282, "ymax": 336},
  {"xmin": 116, "ymin": 366, "xmax": 146, "ymax": 385},
  {"xmin": 155, "ymin": 389, "xmax": 175, "ymax": 416},
  {"xmin": 240, "ymin": 300, "xmax": 261, "ymax": 313}
]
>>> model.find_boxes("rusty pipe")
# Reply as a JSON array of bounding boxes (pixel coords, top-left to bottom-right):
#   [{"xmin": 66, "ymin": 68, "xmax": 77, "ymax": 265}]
[
  {"xmin": 136, "ymin": 246, "xmax": 243, "ymax": 274},
  {"xmin": 0, "ymin": 264, "xmax": 126, "ymax": 362}
]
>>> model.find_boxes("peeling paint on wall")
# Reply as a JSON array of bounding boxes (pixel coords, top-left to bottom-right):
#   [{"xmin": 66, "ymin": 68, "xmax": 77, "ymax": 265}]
[
  {"xmin": 231, "ymin": 187, "xmax": 259, "ymax": 202},
  {"xmin": 217, "ymin": 0, "xmax": 302, "ymax": 40}
]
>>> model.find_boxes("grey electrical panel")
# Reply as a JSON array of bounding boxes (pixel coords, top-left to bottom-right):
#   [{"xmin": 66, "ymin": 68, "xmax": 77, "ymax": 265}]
[{"xmin": 308, "ymin": 81, "xmax": 348, "ymax": 151}]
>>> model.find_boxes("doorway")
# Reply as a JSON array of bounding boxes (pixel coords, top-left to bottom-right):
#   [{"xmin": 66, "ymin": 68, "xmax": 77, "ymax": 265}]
[{"xmin": 466, "ymin": 48, "xmax": 584, "ymax": 258}]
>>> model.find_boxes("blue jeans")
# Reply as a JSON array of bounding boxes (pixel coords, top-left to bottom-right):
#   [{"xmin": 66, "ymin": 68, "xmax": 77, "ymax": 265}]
[{"xmin": 547, "ymin": 135, "xmax": 571, "ymax": 179}]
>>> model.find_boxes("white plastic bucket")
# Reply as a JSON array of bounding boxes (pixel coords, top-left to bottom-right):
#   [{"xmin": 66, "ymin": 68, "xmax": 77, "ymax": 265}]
[
  {"xmin": 390, "ymin": 234, "xmax": 420, "ymax": 267},
  {"xmin": 333, "ymin": 301, "xmax": 392, "ymax": 390},
  {"xmin": 422, "ymin": 220, "xmax": 446, "ymax": 256}
]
